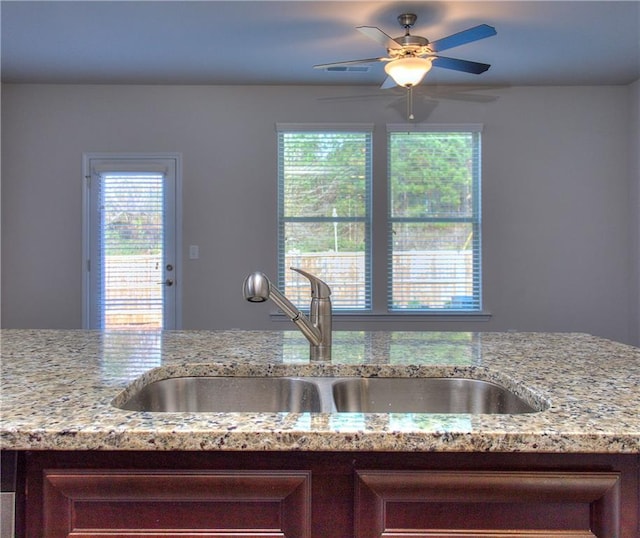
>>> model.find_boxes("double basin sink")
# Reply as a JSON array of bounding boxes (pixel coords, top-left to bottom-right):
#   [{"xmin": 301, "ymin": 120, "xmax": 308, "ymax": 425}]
[{"xmin": 115, "ymin": 375, "xmax": 543, "ymax": 414}]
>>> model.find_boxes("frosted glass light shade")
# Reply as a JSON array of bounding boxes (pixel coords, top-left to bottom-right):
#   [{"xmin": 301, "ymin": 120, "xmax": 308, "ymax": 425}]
[{"xmin": 384, "ymin": 57, "xmax": 433, "ymax": 87}]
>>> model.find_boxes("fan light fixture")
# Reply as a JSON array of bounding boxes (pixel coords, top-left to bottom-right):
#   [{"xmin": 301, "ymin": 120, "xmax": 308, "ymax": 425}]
[{"xmin": 384, "ymin": 57, "xmax": 433, "ymax": 87}]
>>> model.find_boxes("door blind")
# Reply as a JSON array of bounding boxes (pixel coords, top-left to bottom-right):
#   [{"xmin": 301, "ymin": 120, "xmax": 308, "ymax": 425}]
[{"xmin": 95, "ymin": 172, "xmax": 165, "ymax": 329}]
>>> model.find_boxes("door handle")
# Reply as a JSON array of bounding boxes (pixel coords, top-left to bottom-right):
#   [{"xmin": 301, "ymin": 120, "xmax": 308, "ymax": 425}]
[{"xmin": 158, "ymin": 279, "xmax": 174, "ymax": 287}]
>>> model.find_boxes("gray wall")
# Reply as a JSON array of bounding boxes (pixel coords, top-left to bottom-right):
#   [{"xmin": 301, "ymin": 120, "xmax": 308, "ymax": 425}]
[
  {"xmin": 1, "ymin": 83, "xmax": 638, "ymax": 345},
  {"xmin": 630, "ymin": 79, "xmax": 640, "ymax": 344}
]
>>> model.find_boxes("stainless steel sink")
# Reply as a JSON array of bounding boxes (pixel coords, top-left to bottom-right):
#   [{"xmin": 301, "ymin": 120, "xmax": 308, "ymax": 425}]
[
  {"xmin": 117, "ymin": 376, "xmax": 322, "ymax": 412},
  {"xmin": 115, "ymin": 375, "xmax": 542, "ymax": 414},
  {"xmin": 332, "ymin": 377, "xmax": 537, "ymax": 414}
]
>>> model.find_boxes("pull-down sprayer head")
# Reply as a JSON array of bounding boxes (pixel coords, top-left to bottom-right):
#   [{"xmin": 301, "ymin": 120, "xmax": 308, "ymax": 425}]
[
  {"xmin": 242, "ymin": 271, "xmax": 271, "ymax": 303},
  {"xmin": 243, "ymin": 270, "xmax": 313, "ymax": 328}
]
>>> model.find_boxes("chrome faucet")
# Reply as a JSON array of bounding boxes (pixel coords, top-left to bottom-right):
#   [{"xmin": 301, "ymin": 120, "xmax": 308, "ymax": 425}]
[{"xmin": 243, "ymin": 267, "xmax": 332, "ymax": 361}]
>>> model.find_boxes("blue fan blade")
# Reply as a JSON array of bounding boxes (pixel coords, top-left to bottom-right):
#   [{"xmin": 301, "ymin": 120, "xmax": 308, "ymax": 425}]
[
  {"xmin": 380, "ymin": 75, "xmax": 397, "ymax": 89},
  {"xmin": 429, "ymin": 24, "xmax": 497, "ymax": 52},
  {"xmin": 431, "ymin": 56, "xmax": 491, "ymax": 74}
]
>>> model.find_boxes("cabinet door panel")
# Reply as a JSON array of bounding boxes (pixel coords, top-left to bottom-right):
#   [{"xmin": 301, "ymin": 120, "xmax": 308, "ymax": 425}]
[
  {"xmin": 355, "ymin": 470, "xmax": 620, "ymax": 538},
  {"xmin": 70, "ymin": 533, "xmax": 285, "ymax": 538},
  {"xmin": 73, "ymin": 500, "xmax": 282, "ymax": 529},
  {"xmin": 385, "ymin": 501, "xmax": 589, "ymax": 529},
  {"xmin": 41, "ymin": 470, "xmax": 311, "ymax": 538}
]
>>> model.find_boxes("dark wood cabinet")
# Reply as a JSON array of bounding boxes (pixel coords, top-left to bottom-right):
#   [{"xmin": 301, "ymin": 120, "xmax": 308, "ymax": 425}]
[
  {"xmin": 21, "ymin": 451, "xmax": 639, "ymax": 538},
  {"xmin": 41, "ymin": 469, "xmax": 311, "ymax": 537},
  {"xmin": 355, "ymin": 470, "xmax": 622, "ymax": 537}
]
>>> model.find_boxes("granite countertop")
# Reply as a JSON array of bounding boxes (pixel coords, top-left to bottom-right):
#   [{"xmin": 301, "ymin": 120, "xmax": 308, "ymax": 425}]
[{"xmin": 1, "ymin": 329, "xmax": 639, "ymax": 453}]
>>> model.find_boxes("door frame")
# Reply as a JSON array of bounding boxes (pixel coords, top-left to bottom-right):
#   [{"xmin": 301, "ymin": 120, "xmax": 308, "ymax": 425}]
[{"xmin": 82, "ymin": 152, "xmax": 183, "ymax": 329}]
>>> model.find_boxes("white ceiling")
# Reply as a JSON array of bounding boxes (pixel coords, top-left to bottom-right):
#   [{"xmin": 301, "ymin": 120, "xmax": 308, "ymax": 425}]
[{"xmin": 1, "ymin": 0, "xmax": 639, "ymax": 87}]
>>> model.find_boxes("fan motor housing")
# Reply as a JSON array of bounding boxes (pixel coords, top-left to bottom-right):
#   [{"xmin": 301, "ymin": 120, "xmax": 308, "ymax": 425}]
[
  {"xmin": 395, "ymin": 34, "xmax": 429, "ymax": 48},
  {"xmin": 397, "ymin": 13, "xmax": 418, "ymax": 28}
]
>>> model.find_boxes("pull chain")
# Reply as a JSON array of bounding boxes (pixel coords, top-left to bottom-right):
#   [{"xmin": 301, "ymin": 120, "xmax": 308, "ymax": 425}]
[{"xmin": 407, "ymin": 86, "xmax": 415, "ymax": 121}]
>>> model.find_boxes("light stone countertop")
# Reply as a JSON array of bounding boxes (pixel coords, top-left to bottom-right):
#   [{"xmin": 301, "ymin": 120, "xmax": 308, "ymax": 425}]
[{"xmin": 1, "ymin": 329, "xmax": 638, "ymax": 453}]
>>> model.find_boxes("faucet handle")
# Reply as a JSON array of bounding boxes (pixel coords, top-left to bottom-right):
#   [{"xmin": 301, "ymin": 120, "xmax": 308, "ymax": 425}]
[{"xmin": 290, "ymin": 267, "xmax": 332, "ymax": 299}]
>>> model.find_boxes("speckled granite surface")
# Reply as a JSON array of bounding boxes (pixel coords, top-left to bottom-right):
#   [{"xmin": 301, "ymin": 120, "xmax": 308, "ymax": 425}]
[{"xmin": 1, "ymin": 329, "xmax": 638, "ymax": 453}]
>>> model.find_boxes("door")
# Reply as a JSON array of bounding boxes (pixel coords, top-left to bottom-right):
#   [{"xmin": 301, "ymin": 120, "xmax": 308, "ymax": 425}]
[{"xmin": 83, "ymin": 154, "xmax": 181, "ymax": 329}]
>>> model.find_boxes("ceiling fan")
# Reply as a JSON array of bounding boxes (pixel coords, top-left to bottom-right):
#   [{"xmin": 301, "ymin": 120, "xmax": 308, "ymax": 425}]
[{"xmin": 314, "ymin": 13, "xmax": 497, "ymax": 89}]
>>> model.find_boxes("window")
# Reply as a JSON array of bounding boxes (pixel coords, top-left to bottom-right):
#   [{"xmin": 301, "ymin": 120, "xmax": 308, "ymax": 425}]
[
  {"xmin": 388, "ymin": 125, "xmax": 482, "ymax": 312},
  {"xmin": 277, "ymin": 124, "xmax": 482, "ymax": 315},
  {"xmin": 277, "ymin": 124, "xmax": 373, "ymax": 310}
]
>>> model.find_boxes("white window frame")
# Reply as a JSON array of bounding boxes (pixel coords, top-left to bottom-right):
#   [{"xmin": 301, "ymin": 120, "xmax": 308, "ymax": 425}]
[
  {"xmin": 275, "ymin": 124, "xmax": 490, "ymax": 322},
  {"xmin": 386, "ymin": 123, "xmax": 484, "ymax": 315},
  {"xmin": 276, "ymin": 123, "xmax": 374, "ymax": 311}
]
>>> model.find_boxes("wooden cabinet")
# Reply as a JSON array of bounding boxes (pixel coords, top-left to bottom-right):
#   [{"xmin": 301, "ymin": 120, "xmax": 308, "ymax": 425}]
[
  {"xmin": 355, "ymin": 470, "xmax": 622, "ymax": 537},
  {"xmin": 41, "ymin": 469, "xmax": 311, "ymax": 537},
  {"xmin": 21, "ymin": 451, "xmax": 639, "ymax": 538}
]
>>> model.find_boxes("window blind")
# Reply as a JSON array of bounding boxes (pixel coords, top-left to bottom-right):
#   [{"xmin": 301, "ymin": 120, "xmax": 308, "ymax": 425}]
[
  {"xmin": 95, "ymin": 172, "xmax": 165, "ymax": 328},
  {"xmin": 387, "ymin": 127, "xmax": 482, "ymax": 311},
  {"xmin": 277, "ymin": 127, "xmax": 373, "ymax": 310}
]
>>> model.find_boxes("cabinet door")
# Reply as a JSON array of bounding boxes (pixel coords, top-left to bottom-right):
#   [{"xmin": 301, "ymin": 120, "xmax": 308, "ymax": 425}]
[
  {"xmin": 355, "ymin": 470, "xmax": 621, "ymax": 537},
  {"xmin": 40, "ymin": 469, "xmax": 311, "ymax": 538}
]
